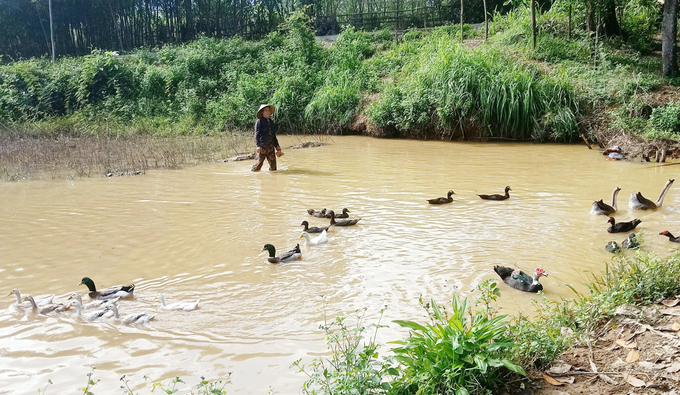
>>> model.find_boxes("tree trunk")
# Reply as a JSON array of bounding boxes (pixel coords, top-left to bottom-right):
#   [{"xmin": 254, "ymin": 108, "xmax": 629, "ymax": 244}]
[
  {"xmin": 459, "ymin": 0, "xmax": 463, "ymax": 42},
  {"xmin": 530, "ymin": 0, "xmax": 536, "ymax": 49},
  {"xmin": 483, "ymin": 0, "xmax": 488, "ymax": 41},
  {"xmin": 601, "ymin": 0, "xmax": 620, "ymax": 36},
  {"xmin": 663, "ymin": 0, "xmax": 679, "ymax": 77}
]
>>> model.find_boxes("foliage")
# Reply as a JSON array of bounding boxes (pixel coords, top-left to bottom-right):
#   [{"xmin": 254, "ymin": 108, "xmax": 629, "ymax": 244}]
[
  {"xmin": 389, "ymin": 293, "xmax": 524, "ymax": 395},
  {"xmin": 649, "ymin": 102, "xmax": 680, "ymax": 136},
  {"xmin": 293, "ymin": 300, "xmax": 391, "ymax": 395},
  {"xmin": 367, "ymin": 33, "xmax": 580, "ymax": 141}
]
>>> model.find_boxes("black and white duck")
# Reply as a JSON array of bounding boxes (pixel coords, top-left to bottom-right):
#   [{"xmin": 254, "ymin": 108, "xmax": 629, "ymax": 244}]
[
  {"xmin": 493, "ymin": 266, "xmax": 547, "ymax": 293},
  {"xmin": 262, "ymin": 243, "xmax": 302, "ymax": 264},
  {"xmin": 329, "ymin": 210, "xmax": 361, "ymax": 226},
  {"xmin": 80, "ymin": 277, "xmax": 135, "ymax": 300},
  {"xmin": 478, "ymin": 186, "xmax": 511, "ymax": 201},
  {"xmin": 607, "ymin": 217, "xmax": 641, "ymax": 233},
  {"xmin": 427, "ymin": 191, "xmax": 455, "ymax": 205},
  {"xmin": 300, "ymin": 221, "xmax": 331, "ymax": 234},
  {"xmin": 629, "ymin": 179, "xmax": 675, "ymax": 210},
  {"xmin": 591, "ymin": 187, "xmax": 621, "ymax": 215}
]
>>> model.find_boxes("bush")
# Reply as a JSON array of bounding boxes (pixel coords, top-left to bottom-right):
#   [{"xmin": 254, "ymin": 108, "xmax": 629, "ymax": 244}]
[{"xmin": 650, "ymin": 102, "xmax": 680, "ymax": 135}]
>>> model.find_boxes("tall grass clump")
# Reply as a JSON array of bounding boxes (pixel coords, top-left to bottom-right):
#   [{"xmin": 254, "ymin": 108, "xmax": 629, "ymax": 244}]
[{"xmin": 367, "ymin": 34, "xmax": 580, "ymax": 141}]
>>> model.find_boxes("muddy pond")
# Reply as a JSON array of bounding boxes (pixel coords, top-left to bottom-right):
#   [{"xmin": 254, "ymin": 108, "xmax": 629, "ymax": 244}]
[{"xmin": 1, "ymin": 135, "xmax": 679, "ymax": 394}]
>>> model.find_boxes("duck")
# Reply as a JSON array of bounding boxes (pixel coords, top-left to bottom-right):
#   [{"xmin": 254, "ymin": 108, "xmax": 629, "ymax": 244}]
[
  {"xmin": 325, "ymin": 208, "xmax": 351, "ymax": 218},
  {"xmin": 478, "ymin": 186, "xmax": 511, "ymax": 201},
  {"xmin": 493, "ymin": 266, "xmax": 547, "ymax": 293},
  {"xmin": 591, "ymin": 187, "xmax": 621, "ymax": 215},
  {"xmin": 300, "ymin": 230, "xmax": 329, "ymax": 245},
  {"xmin": 605, "ymin": 241, "xmax": 621, "ymax": 253},
  {"xmin": 156, "ymin": 294, "xmax": 200, "ymax": 311},
  {"xmin": 8, "ymin": 289, "xmax": 54, "ymax": 308},
  {"xmin": 660, "ymin": 231, "xmax": 680, "ymax": 243},
  {"xmin": 262, "ymin": 243, "xmax": 302, "ymax": 264},
  {"xmin": 106, "ymin": 304, "xmax": 155, "ymax": 324},
  {"xmin": 621, "ymin": 232, "xmax": 640, "ymax": 249},
  {"xmin": 68, "ymin": 292, "xmax": 119, "ymax": 310},
  {"xmin": 629, "ymin": 179, "xmax": 675, "ymax": 210},
  {"xmin": 70, "ymin": 300, "xmax": 115, "ymax": 321},
  {"xmin": 607, "ymin": 217, "xmax": 641, "ymax": 233},
  {"xmin": 427, "ymin": 191, "xmax": 455, "ymax": 204},
  {"xmin": 23, "ymin": 295, "xmax": 69, "ymax": 315},
  {"xmin": 307, "ymin": 208, "xmax": 327, "ymax": 218},
  {"xmin": 329, "ymin": 210, "xmax": 361, "ymax": 226},
  {"xmin": 79, "ymin": 277, "xmax": 135, "ymax": 300},
  {"xmin": 300, "ymin": 221, "xmax": 331, "ymax": 234}
]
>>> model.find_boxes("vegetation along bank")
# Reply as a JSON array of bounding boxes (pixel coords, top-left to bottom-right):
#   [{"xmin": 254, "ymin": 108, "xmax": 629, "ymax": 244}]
[{"xmin": 3, "ymin": 2, "xmax": 680, "ymax": 180}]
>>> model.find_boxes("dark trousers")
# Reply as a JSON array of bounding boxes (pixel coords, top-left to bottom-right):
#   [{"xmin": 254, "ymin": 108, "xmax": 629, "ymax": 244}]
[{"xmin": 252, "ymin": 146, "xmax": 276, "ymax": 171}]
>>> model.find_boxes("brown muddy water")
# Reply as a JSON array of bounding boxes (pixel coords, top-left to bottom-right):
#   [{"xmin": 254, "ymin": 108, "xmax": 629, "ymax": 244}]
[{"xmin": 1, "ymin": 135, "xmax": 679, "ymax": 394}]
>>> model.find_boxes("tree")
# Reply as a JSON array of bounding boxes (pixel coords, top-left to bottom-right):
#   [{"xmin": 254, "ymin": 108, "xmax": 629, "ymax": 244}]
[{"xmin": 662, "ymin": 0, "xmax": 678, "ymax": 76}]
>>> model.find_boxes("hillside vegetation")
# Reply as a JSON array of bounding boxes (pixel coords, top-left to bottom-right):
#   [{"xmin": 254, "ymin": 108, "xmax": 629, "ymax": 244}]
[{"xmin": 1, "ymin": 6, "xmax": 679, "ymax": 154}]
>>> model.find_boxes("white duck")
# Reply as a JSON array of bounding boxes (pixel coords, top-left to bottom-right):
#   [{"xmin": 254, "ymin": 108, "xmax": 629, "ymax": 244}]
[
  {"xmin": 9, "ymin": 289, "xmax": 54, "ymax": 308},
  {"xmin": 69, "ymin": 292, "xmax": 119, "ymax": 311},
  {"xmin": 106, "ymin": 304, "xmax": 155, "ymax": 324},
  {"xmin": 23, "ymin": 295, "xmax": 69, "ymax": 315},
  {"xmin": 629, "ymin": 179, "xmax": 675, "ymax": 210},
  {"xmin": 157, "ymin": 294, "xmax": 200, "ymax": 311},
  {"xmin": 300, "ymin": 230, "xmax": 329, "ymax": 245},
  {"xmin": 70, "ymin": 300, "xmax": 114, "ymax": 321}
]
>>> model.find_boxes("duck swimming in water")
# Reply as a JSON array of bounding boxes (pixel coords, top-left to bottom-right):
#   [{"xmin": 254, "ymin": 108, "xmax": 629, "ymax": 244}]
[
  {"xmin": 325, "ymin": 208, "xmax": 350, "ymax": 218},
  {"xmin": 427, "ymin": 191, "xmax": 455, "ymax": 204},
  {"xmin": 493, "ymin": 266, "xmax": 547, "ymax": 293},
  {"xmin": 262, "ymin": 243, "xmax": 302, "ymax": 263},
  {"xmin": 300, "ymin": 221, "xmax": 331, "ymax": 234},
  {"xmin": 660, "ymin": 231, "xmax": 680, "ymax": 243},
  {"xmin": 591, "ymin": 187, "xmax": 621, "ymax": 215},
  {"xmin": 329, "ymin": 210, "xmax": 361, "ymax": 226},
  {"xmin": 478, "ymin": 186, "xmax": 511, "ymax": 201},
  {"xmin": 607, "ymin": 217, "xmax": 641, "ymax": 233},
  {"xmin": 629, "ymin": 179, "xmax": 675, "ymax": 210},
  {"xmin": 307, "ymin": 209, "xmax": 327, "ymax": 218},
  {"xmin": 80, "ymin": 277, "xmax": 135, "ymax": 300},
  {"xmin": 300, "ymin": 230, "xmax": 329, "ymax": 245}
]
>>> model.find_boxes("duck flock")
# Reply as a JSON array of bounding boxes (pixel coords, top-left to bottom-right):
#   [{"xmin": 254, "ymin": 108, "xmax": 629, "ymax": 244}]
[
  {"xmin": 7, "ymin": 179, "xmax": 677, "ymax": 321},
  {"xmin": 7, "ymin": 276, "xmax": 199, "ymax": 324},
  {"xmin": 275, "ymin": 180, "xmax": 677, "ymax": 295}
]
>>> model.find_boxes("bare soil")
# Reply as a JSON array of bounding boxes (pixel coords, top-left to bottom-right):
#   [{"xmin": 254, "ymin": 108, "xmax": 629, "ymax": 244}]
[{"xmin": 512, "ymin": 301, "xmax": 680, "ymax": 395}]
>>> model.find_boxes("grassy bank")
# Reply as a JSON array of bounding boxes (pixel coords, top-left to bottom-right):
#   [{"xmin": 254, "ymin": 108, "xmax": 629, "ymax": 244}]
[
  {"xmin": 3, "ymin": 6, "xmax": 680, "ymax": 156},
  {"xmin": 292, "ymin": 246, "xmax": 680, "ymax": 395}
]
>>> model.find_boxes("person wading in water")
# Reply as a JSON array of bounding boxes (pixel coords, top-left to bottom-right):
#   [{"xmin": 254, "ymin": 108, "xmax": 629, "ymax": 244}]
[{"xmin": 252, "ymin": 104, "xmax": 283, "ymax": 172}]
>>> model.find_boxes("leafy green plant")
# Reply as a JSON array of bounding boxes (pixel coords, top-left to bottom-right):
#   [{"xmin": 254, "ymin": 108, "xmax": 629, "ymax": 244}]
[
  {"xmin": 389, "ymin": 294, "xmax": 524, "ymax": 395},
  {"xmin": 293, "ymin": 300, "xmax": 391, "ymax": 395}
]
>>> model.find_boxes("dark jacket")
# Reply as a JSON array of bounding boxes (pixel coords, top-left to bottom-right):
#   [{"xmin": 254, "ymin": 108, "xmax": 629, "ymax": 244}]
[{"xmin": 254, "ymin": 118, "xmax": 279, "ymax": 148}]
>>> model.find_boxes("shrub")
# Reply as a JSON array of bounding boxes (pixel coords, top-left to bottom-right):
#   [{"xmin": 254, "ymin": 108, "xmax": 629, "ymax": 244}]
[
  {"xmin": 650, "ymin": 102, "xmax": 680, "ymax": 135},
  {"xmin": 389, "ymin": 294, "xmax": 524, "ymax": 395}
]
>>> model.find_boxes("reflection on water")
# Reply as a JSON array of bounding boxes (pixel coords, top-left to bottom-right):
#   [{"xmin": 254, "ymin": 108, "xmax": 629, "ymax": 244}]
[{"xmin": 1, "ymin": 136, "xmax": 679, "ymax": 394}]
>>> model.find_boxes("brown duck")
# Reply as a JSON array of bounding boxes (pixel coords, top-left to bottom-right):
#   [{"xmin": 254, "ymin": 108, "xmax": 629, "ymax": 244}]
[
  {"xmin": 300, "ymin": 221, "xmax": 330, "ymax": 234},
  {"xmin": 325, "ymin": 208, "xmax": 350, "ymax": 218},
  {"xmin": 478, "ymin": 186, "xmax": 511, "ymax": 201},
  {"xmin": 329, "ymin": 210, "xmax": 361, "ymax": 226},
  {"xmin": 427, "ymin": 191, "xmax": 455, "ymax": 204}
]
